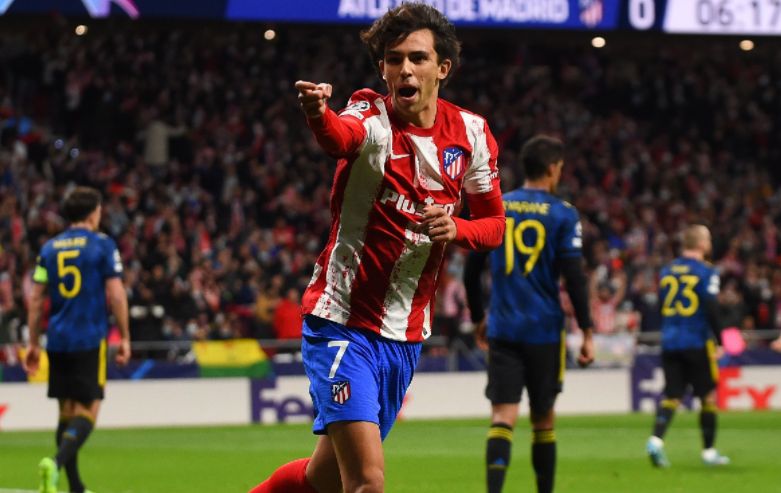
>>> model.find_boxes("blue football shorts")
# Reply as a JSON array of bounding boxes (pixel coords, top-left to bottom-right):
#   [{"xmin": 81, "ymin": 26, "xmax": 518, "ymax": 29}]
[{"xmin": 302, "ymin": 315, "xmax": 422, "ymax": 440}]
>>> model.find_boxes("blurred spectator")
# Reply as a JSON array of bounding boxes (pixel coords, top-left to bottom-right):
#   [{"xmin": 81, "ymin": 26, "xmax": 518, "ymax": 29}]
[
  {"xmin": 629, "ymin": 270, "xmax": 661, "ymax": 333},
  {"xmin": 719, "ymin": 277, "xmax": 750, "ymax": 330},
  {"xmin": 590, "ymin": 266, "xmax": 627, "ymax": 334},
  {"xmin": 1, "ymin": 21, "xmax": 780, "ymax": 358},
  {"xmin": 272, "ymin": 287, "xmax": 302, "ymax": 340}
]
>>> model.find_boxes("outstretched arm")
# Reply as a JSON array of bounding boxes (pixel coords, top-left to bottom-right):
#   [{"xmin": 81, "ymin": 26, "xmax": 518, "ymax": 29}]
[{"xmin": 295, "ymin": 80, "xmax": 365, "ymax": 157}]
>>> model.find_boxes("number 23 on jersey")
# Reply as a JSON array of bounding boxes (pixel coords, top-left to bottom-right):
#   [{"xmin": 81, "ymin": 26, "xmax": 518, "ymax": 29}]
[{"xmin": 660, "ymin": 274, "xmax": 699, "ymax": 317}]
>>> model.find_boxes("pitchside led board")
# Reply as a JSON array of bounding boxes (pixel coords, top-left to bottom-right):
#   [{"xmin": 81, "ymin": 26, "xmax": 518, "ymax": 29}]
[{"xmin": 1, "ymin": 0, "xmax": 780, "ymax": 35}]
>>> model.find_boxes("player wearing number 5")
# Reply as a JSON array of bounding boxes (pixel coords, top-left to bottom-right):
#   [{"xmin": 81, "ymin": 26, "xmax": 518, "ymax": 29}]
[
  {"xmin": 464, "ymin": 135, "xmax": 594, "ymax": 493},
  {"xmin": 24, "ymin": 186, "xmax": 130, "ymax": 493},
  {"xmin": 646, "ymin": 224, "xmax": 730, "ymax": 468}
]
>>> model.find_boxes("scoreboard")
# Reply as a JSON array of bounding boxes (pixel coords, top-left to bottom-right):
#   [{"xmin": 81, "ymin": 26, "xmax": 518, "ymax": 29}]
[
  {"xmin": 2, "ymin": 0, "xmax": 781, "ymax": 35},
  {"xmin": 658, "ymin": 0, "xmax": 781, "ymax": 35}
]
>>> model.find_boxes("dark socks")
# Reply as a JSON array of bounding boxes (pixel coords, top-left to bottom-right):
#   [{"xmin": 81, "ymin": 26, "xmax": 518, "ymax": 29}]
[
  {"xmin": 700, "ymin": 404, "xmax": 717, "ymax": 449},
  {"xmin": 55, "ymin": 416, "xmax": 93, "ymax": 493},
  {"xmin": 486, "ymin": 423, "xmax": 513, "ymax": 493},
  {"xmin": 531, "ymin": 429, "xmax": 556, "ymax": 493},
  {"xmin": 652, "ymin": 399, "xmax": 678, "ymax": 439}
]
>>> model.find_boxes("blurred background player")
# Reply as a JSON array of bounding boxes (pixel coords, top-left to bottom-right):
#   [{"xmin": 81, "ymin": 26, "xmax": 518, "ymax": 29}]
[
  {"xmin": 464, "ymin": 135, "xmax": 595, "ymax": 493},
  {"xmin": 646, "ymin": 224, "xmax": 730, "ymax": 467},
  {"xmin": 249, "ymin": 4, "xmax": 504, "ymax": 493},
  {"xmin": 24, "ymin": 186, "xmax": 131, "ymax": 493}
]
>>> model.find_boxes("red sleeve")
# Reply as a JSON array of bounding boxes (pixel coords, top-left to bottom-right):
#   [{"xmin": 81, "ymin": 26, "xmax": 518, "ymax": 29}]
[
  {"xmin": 451, "ymin": 188, "xmax": 505, "ymax": 251},
  {"xmin": 306, "ymin": 107, "xmax": 366, "ymax": 158}
]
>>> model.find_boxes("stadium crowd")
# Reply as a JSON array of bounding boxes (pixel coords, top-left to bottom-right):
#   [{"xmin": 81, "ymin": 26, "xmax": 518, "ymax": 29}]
[{"xmin": 1, "ymin": 19, "xmax": 781, "ymax": 357}]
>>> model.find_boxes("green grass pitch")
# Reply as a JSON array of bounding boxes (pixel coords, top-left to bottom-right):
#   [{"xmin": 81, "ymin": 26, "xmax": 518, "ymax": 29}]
[{"xmin": 1, "ymin": 411, "xmax": 780, "ymax": 492}]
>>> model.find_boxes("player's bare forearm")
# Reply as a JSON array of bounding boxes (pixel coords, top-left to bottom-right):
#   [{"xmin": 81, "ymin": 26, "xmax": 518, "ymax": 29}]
[
  {"xmin": 107, "ymin": 278, "xmax": 131, "ymax": 364},
  {"xmin": 578, "ymin": 327, "xmax": 595, "ymax": 367},
  {"xmin": 113, "ymin": 296, "xmax": 130, "ymax": 341},
  {"xmin": 106, "ymin": 278, "xmax": 130, "ymax": 340},
  {"xmin": 23, "ymin": 283, "xmax": 46, "ymax": 374},
  {"xmin": 26, "ymin": 283, "xmax": 46, "ymax": 347}
]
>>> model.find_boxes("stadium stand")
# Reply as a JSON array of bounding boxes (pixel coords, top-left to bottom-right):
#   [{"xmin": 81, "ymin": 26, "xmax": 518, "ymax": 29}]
[{"xmin": 1, "ymin": 19, "xmax": 781, "ymax": 358}]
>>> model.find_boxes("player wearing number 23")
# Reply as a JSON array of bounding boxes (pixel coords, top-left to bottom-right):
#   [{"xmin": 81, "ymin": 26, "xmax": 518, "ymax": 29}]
[
  {"xmin": 646, "ymin": 224, "xmax": 730, "ymax": 468},
  {"xmin": 465, "ymin": 135, "xmax": 594, "ymax": 493}
]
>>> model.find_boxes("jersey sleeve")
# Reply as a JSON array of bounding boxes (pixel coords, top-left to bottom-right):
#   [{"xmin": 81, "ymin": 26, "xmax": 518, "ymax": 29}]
[
  {"xmin": 102, "ymin": 237, "xmax": 124, "ymax": 279},
  {"xmin": 556, "ymin": 205, "xmax": 583, "ymax": 258},
  {"xmin": 306, "ymin": 89, "xmax": 381, "ymax": 158},
  {"xmin": 462, "ymin": 118, "xmax": 500, "ymax": 196},
  {"xmin": 32, "ymin": 253, "xmax": 48, "ymax": 284},
  {"xmin": 700, "ymin": 266, "xmax": 720, "ymax": 301},
  {"xmin": 451, "ymin": 118, "xmax": 504, "ymax": 250}
]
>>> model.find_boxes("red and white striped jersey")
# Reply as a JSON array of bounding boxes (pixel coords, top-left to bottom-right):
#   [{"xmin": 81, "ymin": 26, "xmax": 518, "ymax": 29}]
[{"xmin": 302, "ymin": 88, "xmax": 504, "ymax": 342}]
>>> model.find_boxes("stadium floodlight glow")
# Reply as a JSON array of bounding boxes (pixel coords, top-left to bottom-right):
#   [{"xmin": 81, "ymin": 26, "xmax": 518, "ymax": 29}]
[
  {"xmin": 591, "ymin": 36, "xmax": 606, "ymax": 48},
  {"xmin": 75, "ymin": 24, "xmax": 88, "ymax": 36},
  {"xmin": 264, "ymin": 29, "xmax": 276, "ymax": 41},
  {"xmin": 739, "ymin": 39, "xmax": 754, "ymax": 52}
]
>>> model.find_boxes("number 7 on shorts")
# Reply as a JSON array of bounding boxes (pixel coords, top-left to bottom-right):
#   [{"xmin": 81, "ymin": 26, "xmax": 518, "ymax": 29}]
[{"xmin": 327, "ymin": 340, "xmax": 349, "ymax": 379}]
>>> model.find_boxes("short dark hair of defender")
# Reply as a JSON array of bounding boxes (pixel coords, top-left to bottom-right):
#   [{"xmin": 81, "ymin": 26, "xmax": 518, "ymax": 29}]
[
  {"xmin": 520, "ymin": 135, "xmax": 565, "ymax": 180},
  {"xmin": 62, "ymin": 186, "xmax": 102, "ymax": 223},
  {"xmin": 360, "ymin": 3, "xmax": 461, "ymax": 86}
]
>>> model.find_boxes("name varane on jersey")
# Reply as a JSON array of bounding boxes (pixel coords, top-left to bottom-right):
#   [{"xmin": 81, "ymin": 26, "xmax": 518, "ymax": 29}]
[{"xmin": 487, "ymin": 188, "xmax": 582, "ymax": 344}]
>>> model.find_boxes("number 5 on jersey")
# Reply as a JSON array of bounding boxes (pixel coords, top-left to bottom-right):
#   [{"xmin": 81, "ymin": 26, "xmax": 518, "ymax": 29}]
[
  {"xmin": 57, "ymin": 250, "xmax": 82, "ymax": 298},
  {"xmin": 505, "ymin": 218, "xmax": 546, "ymax": 276}
]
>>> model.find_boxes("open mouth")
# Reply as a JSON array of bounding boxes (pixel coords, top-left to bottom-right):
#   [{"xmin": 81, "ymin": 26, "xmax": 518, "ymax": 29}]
[{"xmin": 398, "ymin": 87, "xmax": 418, "ymax": 98}]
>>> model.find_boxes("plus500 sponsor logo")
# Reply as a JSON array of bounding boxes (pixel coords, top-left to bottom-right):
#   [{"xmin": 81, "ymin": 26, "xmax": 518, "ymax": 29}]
[{"xmin": 379, "ymin": 188, "xmax": 456, "ymax": 216}]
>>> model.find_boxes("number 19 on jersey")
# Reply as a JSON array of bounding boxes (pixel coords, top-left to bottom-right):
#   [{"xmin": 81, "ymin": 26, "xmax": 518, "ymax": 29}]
[{"xmin": 505, "ymin": 218, "xmax": 546, "ymax": 276}]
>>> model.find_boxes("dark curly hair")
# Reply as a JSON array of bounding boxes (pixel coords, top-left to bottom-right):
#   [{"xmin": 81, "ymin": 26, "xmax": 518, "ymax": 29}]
[{"xmin": 360, "ymin": 3, "xmax": 461, "ymax": 86}]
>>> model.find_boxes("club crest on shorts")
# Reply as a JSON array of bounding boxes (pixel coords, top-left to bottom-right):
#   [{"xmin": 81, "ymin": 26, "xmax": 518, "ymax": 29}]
[
  {"xmin": 442, "ymin": 147, "xmax": 466, "ymax": 180},
  {"xmin": 332, "ymin": 381, "xmax": 351, "ymax": 404}
]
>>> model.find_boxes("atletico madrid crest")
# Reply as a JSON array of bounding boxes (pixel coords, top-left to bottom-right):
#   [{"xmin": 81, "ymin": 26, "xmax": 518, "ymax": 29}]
[
  {"xmin": 332, "ymin": 381, "xmax": 351, "ymax": 404},
  {"xmin": 579, "ymin": 0, "xmax": 603, "ymax": 27},
  {"xmin": 442, "ymin": 147, "xmax": 466, "ymax": 180}
]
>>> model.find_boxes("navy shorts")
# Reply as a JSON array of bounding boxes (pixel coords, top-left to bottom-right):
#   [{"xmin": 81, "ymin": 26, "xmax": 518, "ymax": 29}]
[
  {"xmin": 302, "ymin": 315, "xmax": 421, "ymax": 440},
  {"xmin": 663, "ymin": 341, "xmax": 719, "ymax": 399},
  {"xmin": 485, "ymin": 337, "xmax": 564, "ymax": 414},
  {"xmin": 47, "ymin": 341, "xmax": 106, "ymax": 405}
]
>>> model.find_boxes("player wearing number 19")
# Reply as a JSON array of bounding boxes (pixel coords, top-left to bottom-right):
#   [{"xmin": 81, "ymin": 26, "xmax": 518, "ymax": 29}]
[
  {"xmin": 465, "ymin": 135, "xmax": 594, "ymax": 493},
  {"xmin": 646, "ymin": 224, "xmax": 730, "ymax": 468},
  {"xmin": 24, "ymin": 186, "xmax": 130, "ymax": 493}
]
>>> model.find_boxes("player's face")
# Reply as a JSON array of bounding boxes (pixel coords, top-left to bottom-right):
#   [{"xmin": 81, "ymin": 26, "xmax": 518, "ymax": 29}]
[{"xmin": 379, "ymin": 29, "xmax": 451, "ymax": 126}]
